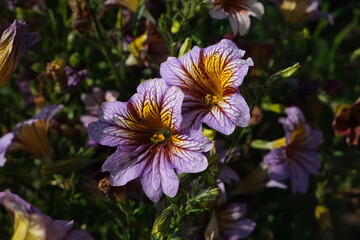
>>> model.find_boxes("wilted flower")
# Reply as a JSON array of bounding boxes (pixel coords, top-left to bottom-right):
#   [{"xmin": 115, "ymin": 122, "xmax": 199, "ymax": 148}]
[
  {"xmin": 88, "ymin": 79, "xmax": 213, "ymax": 201},
  {"xmin": 332, "ymin": 99, "xmax": 360, "ymax": 146},
  {"xmin": 205, "ymin": 203, "xmax": 256, "ymax": 240},
  {"xmin": 80, "ymin": 87, "xmax": 119, "ymax": 127},
  {"xmin": 126, "ymin": 21, "xmax": 170, "ymax": 67},
  {"xmin": 269, "ymin": 0, "xmax": 334, "ymax": 24},
  {"xmin": 262, "ymin": 107, "xmax": 323, "ymax": 194},
  {"xmin": 160, "ymin": 39, "xmax": 253, "ymax": 135},
  {"xmin": 0, "ymin": 105, "xmax": 63, "ymax": 165},
  {"xmin": 46, "ymin": 59, "xmax": 87, "ymax": 93},
  {"xmin": 69, "ymin": 0, "xmax": 92, "ymax": 34},
  {"xmin": 0, "ymin": 189, "xmax": 93, "ymax": 240},
  {"xmin": 209, "ymin": 0, "xmax": 264, "ymax": 36},
  {"xmin": 0, "ymin": 20, "xmax": 39, "ymax": 87}
]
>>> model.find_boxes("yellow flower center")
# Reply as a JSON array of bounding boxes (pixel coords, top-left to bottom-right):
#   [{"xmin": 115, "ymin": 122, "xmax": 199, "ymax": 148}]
[
  {"xmin": 204, "ymin": 94, "xmax": 219, "ymax": 106},
  {"xmin": 150, "ymin": 128, "xmax": 172, "ymax": 145},
  {"xmin": 150, "ymin": 133, "xmax": 166, "ymax": 144}
]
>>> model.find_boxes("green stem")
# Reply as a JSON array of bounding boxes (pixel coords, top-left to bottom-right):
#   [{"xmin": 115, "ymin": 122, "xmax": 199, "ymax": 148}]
[{"xmin": 91, "ymin": 11, "xmax": 122, "ymax": 90}]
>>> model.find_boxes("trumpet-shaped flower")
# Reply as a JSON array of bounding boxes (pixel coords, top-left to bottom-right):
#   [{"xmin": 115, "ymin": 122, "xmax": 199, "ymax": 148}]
[
  {"xmin": 0, "ymin": 189, "xmax": 93, "ymax": 240},
  {"xmin": 0, "ymin": 105, "xmax": 63, "ymax": 165},
  {"xmin": 205, "ymin": 203, "xmax": 256, "ymax": 240},
  {"xmin": 262, "ymin": 107, "xmax": 323, "ymax": 194},
  {"xmin": 0, "ymin": 20, "xmax": 39, "ymax": 87},
  {"xmin": 88, "ymin": 79, "xmax": 213, "ymax": 202},
  {"xmin": 269, "ymin": 0, "xmax": 334, "ymax": 24},
  {"xmin": 160, "ymin": 39, "xmax": 253, "ymax": 135},
  {"xmin": 209, "ymin": 0, "xmax": 264, "ymax": 36}
]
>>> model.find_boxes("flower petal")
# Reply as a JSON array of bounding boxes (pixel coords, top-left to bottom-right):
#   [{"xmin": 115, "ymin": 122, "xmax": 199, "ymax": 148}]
[{"xmin": 0, "ymin": 132, "xmax": 14, "ymax": 167}]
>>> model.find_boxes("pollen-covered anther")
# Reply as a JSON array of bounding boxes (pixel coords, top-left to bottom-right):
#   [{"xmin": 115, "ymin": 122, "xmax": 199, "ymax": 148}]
[
  {"xmin": 150, "ymin": 133, "xmax": 166, "ymax": 144},
  {"xmin": 204, "ymin": 94, "xmax": 219, "ymax": 106}
]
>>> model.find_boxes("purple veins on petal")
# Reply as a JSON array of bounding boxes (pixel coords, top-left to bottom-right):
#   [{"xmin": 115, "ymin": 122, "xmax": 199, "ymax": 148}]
[
  {"xmin": 160, "ymin": 39, "xmax": 253, "ymax": 135},
  {"xmin": 87, "ymin": 78, "xmax": 213, "ymax": 201}
]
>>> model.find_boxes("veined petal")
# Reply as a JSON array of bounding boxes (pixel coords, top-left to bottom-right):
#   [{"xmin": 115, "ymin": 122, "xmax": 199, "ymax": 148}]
[
  {"xmin": 140, "ymin": 154, "xmax": 163, "ymax": 202},
  {"xmin": 0, "ymin": 20, "xmax": 39, "ymax": 87},
  {"xmin": 159, "ymin": 150, "xmax": 179, "ymax": 197},
  {"xmin": 171, "ymin": 130, "xmax": 213, "ymax": 152},
  {"xmin": 169, "ymin": 147, "xmax": 209, "ymax": 173},
  {"xmin": 88, "ymin": 121, "xmax": 126, "ymax": 147},
  {"xmin": 161, "ymin": 40, "xmax": 252, "ymax": 133}
]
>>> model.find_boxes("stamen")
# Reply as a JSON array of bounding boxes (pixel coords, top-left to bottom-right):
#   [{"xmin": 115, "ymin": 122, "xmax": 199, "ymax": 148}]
[
  {"xmin": 204, "ymin": 94, "xmax": 219, "ymax": 106},
  {"xmin": 150, "ymin": 133, "xmax": 166, "ymax": 144}
]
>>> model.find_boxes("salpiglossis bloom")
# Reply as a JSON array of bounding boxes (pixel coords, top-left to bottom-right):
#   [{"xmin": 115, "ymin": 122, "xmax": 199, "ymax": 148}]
[
  {"xmin": 205, "ymin": 203, "xmax": 256, "ymax": 240},
  {"xmin": 160, "ymin": 39, "xmax": 253, "ymax": 135},
  {"xmin": 0, "ymin": 20, "xmax": 39, "ymax": 87},
  {"xmin": 88, "ymin": 79, "xmax": 213, "ymax": 202},
  {"xmin": 262, "ymin": 107, "xmax": 323, "ymax": 194},
  {"xmin": 0, "ymin": 105, "xmax": 63, "ymax": 166},
  {"xmin": 209, "ymin": 0, "xmax": 264, "ymax": 36},
  {"xmin": 0, "ymin": 189, "xmax": 94, "ymax": 240}
]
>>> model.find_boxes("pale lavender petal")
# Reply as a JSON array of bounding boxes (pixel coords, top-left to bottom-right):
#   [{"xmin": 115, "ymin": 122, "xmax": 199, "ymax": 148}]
[
  {"xmin": 140, "ymin": 156, "xmax": 163, "ymax": 202},
  {"xmin": 279, "ymin": 106, "xmax": 306, "ymax": 132},
  {"xmin": 209, "ymin": 6, "xmax": 227, "ymax": 19},
  {"xmin": 159, "ymin": 150, "xmax": 179, "ymax": 197},
  {"xmin": 80, "ymin": 115, "xmax": 98, "ymax": 128},
  {"xmin": 33, "ymin": 104, "xmax": 64, "ymax": 122},
  {"xmin": 87, "ymin": 121, "xmax": 125, "ymax": 147},
  {"xmin": 170, "ymin": 148, "xmax": 208, "ymax": 173},
  {"xmin": 0, "ymin": 132, "xmax": 14, "ymax": 167},
  {"xmin": 203, "ymin": 106, "xmax": 236, "ymax": 135}
]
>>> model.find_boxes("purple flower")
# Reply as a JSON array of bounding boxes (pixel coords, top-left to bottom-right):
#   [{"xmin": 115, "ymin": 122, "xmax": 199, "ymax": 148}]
[
  {"xmin": 263, "ymin": 107, "xmax": 323, "ymax": 194},
  {"xmin": 81, "ymin": 87, "xmax": 119, "ymax": 116},
  {"xmin": 160, "ymin": 39, "xmax": 253, "ymax": 135},
  {"xmin": 205, "ymin": 203, "xmax": 256, "ymax": 240},
  {"xmin": 0, "ymin": 20, "xmax": 39, "ymax": 87},
  {"xmin": 269, "ymin": 0, "xmax": 334, "ymax": 24},
  {"xmin": 209, "ymin": 0, "xmax": 264, "ymax": 36},
  {"xmin": 0, "ymin": 189, "xmax": 93, "ymax": 240},
  {"xmin": 0, "ymin": 105, "xmax": 63, "ymax": 165},
  {"xmin": 46, "ymin": 60, "xmax": 87, "ymax": 94},
  {"xmin": 88, "ymin": 79, "xmax": 213, "ymax": 201},
  {"xmin": 63, "ymin": 66, "xmax": 87, "ymax": 93}
]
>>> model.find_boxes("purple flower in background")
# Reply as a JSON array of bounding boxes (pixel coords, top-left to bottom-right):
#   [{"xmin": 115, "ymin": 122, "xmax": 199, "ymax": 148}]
[
  {"xmin": 88, "ymin": 79, "xmax": 213, "ymax": 201},
  {"xmin": 209, "ymin": 0, "xmax": 264, "ymax": 36},
  {"xmin": 160, "ymin": 39, "xmax": 253, "ymax": 135},
  {"xmin": 46, "ymin": 60, "xmax": 87, "ymax": 94},
  {"xmin": 0, "ymin": 20, "xmax": 39, "ymax": 87},
  {"xmin": 0, "ymin": 189, "xmax": 93, "ymax": 240},
  {"xmin": 263, "ymin": 107, "xmax": 323, "ymax": 194},
  {"xmin": 63, "ymin": 66, "xmax": 87, "ymax": 93},
  {"xmin": 268, "ymin": 0, "xmax": 334, "ymax": 24},
  {"xmin": 81, "ymin": 87, "xmax": 119, "ymax": 147},
  {"xmin": 0, "ymin": 105, "xmax": 63, "ymax": 165},
  {"xmin": 205, "ymin": 203, "xmax": 256, "ymax": 240},
  {"xmin": 82, "ymin": 87, "xmax": 119, "ymax": 114}
]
